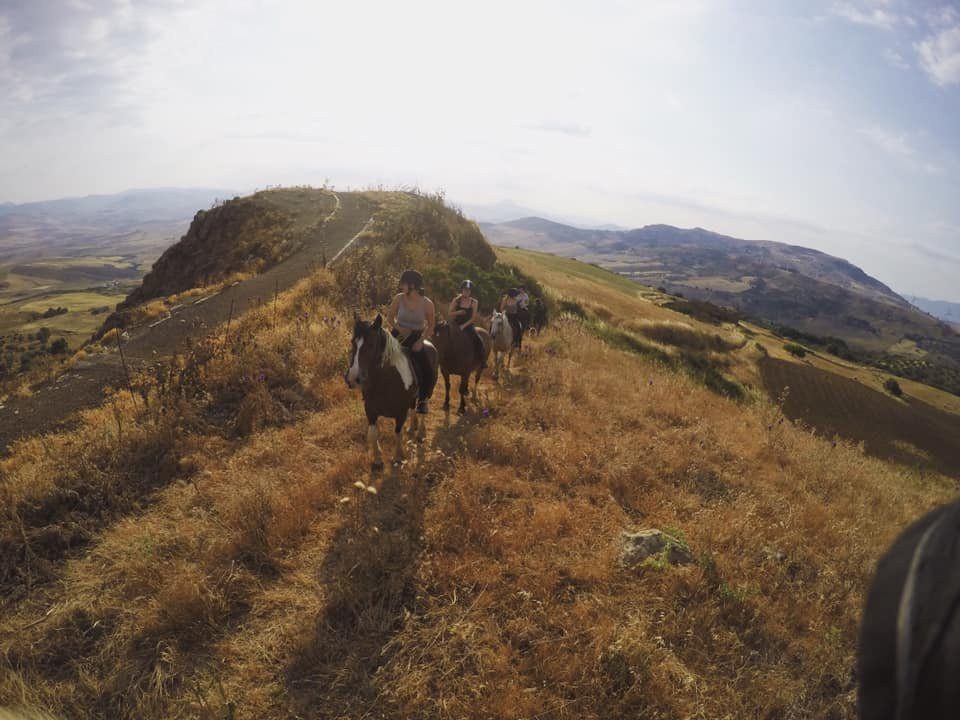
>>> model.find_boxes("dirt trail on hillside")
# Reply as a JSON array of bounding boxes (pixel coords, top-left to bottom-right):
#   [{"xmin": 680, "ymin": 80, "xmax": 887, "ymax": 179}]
[{"xmin": 0, "ymin": 193, "xmax": 374, "ymax": 455}]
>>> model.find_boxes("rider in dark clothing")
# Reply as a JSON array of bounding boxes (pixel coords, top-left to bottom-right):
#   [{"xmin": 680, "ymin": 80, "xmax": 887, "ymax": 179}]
[{"xmin": 449, "ymin": 280, "xmax": 486, "ymax": 368}]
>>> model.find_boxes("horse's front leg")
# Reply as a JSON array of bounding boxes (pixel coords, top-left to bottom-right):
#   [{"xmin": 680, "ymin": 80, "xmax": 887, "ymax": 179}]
[
  {"xmin": 472, "ymin": 364, "xmax": 483, "ymax": 400},
  {"xmin": 458, "ymin": 374, "xmax": 469, "ymax": 414},
  {"xmin": 367, "ymin": 415, "xmax": 383, "ymax": 471},
  {"xmin": 393, "ymin": 413, "xmax": 407, "ymax": 465},
  {"xmin": 444, "ymin": 371, "xmax": 451, "ymax": 410},
  {"xmin": 415, "ymin": 407, "xmax": 427, "ymax": 441}
]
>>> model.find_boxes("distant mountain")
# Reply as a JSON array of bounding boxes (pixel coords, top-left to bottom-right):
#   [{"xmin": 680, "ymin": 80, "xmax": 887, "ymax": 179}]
[
  {"xmin": 461, "ymin": 200, "xmax": 629, "ymax": 231},
  {"xmin": 906, "ymin": 296, "xmax": 960, "ymax": 325},
  {"xmin": 0, "ymin": 187, "xmax": 234, "ymax": 264},
  {"xmin": 482, "ymin": 216, "xmax": 960, "ymax": 395}
]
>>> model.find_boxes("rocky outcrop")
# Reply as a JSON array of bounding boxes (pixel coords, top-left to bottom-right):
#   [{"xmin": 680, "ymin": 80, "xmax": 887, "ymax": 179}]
[{"xmin": 619, "ymin": 529, "xmax": 694, "ymax": 568}]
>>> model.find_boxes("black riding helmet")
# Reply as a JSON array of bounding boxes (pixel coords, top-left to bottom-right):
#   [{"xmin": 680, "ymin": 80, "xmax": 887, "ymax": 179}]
[
  {"xmin": 507, "ymin": 288, "xmax": 519, "ymax": 298},
  {"xmin": 461, "ymin": 279, "xmax": 473, "ymax": 290},
  {"xmin": 400, "ymin": 269, "xmax": 424, "ymax": 291}
]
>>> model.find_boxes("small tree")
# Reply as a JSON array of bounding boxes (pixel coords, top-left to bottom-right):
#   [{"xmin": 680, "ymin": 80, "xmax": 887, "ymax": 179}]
[
  {"xmin": 784, "ymin": 342, "xmax": 806, "ymax": 358},
  {"xmin": 884, "ymin": 378, "xmax": 903, "ymax": 397},
  {"xmin": 49, "ymin": 337, "xmax": 69, "ymax": 355}
]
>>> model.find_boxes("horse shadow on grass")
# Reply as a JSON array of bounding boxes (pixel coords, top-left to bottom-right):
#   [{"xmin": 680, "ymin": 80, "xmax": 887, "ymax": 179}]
[{"xmin": 284, "ymin": 409, "xmax": 487, "ymax": 716}]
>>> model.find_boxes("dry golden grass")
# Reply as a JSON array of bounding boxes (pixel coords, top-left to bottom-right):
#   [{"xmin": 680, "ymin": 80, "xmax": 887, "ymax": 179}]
[
  {"xmin": 624, "ymin": 318, "xmax": 744, "ymax": 353},
  {"xmin": 0, "ymin": 256, "xmax": 953, "ymax": 719}
]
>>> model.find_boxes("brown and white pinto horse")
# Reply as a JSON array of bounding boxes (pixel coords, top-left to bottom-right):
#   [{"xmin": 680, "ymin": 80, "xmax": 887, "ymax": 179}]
[
  {"xmin": 432, "ymin": 320, "xmax": 492, "ymax": 414},
  {"xmin": 345, "ymin": 314, "xmax": 433, "ymax": 470}
]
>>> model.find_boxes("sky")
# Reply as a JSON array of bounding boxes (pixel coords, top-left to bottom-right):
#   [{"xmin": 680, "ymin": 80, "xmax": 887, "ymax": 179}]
[{"xmin": 1, "ymin": 0, "xmax": 959, "ymax": 300}]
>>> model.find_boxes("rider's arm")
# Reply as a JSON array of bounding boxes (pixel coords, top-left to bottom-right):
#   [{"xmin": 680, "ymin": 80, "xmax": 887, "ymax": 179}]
[
  {"xmin": 386, "ymin": 293, "xmax": 401, "ymax": 330},
  {"xmin": 461, "ymin": 298, "xmax": 478, "ymax": 330},
  {"xmin": 419, "ymin": 299, "xmax": 436, "ymax": 349},
  {"xmin": 448, "ymin": 296, "xmax": 461, "ymax": 319}
]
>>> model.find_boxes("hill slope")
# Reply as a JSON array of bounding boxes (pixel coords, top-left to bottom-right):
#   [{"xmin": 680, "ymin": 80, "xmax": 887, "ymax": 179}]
[
  {"xmin": 0, "ymin": 195, "xmax": 954, "ymax": 720},
  {"xmin": 499, "ymin": 246, "xmax": 960, "ymax": 479},
  {"xmin": 483, "ymin": 218, "xmax": 960, "ymax": 395}
]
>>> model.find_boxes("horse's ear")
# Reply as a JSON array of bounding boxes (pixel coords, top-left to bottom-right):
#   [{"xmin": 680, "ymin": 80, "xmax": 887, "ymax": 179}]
[
  {"xmin": 353, "ymin": 310, "xmax": 361, "ymax": 323},
  {"xmin": 373, "ymin": 314, "xmax": 383, "ymax": 329}
]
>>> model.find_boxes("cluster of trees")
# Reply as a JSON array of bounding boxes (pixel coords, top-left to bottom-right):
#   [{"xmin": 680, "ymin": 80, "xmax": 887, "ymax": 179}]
[
  {"xmin": 0, "ymin": 329, "xmax": 71, "ymax": 378},
  {"xmin": 772, "ymin": 324, "xmax": 855, "ymax": 361},
  {"xmin": 769, "ymin": 321, "xmax": 960, "ymax": 398}
]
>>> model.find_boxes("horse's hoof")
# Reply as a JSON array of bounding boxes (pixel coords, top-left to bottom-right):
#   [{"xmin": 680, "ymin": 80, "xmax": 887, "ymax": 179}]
[
  {"xmin": 457, "ymin": 406, "xmax": 467, "ymax": 415},
  {"xmin": 371, "ymin": 462, "xmax": 384, "ymax": 472}
]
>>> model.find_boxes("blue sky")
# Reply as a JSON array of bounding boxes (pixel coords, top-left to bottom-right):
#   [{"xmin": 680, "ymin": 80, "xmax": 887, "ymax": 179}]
[{"xmin": 1, "ymin": 0, "xmax": 959, "ymax": 300}]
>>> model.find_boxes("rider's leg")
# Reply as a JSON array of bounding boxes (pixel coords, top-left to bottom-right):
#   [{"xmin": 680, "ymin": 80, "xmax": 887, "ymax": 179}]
[
  {"xmin": 509, "ymin": 315, "xmax": 522, "ymax": 347},
  {"xmin": 469, "ymin": 326, "xmax": 487, "ymax": 368}
]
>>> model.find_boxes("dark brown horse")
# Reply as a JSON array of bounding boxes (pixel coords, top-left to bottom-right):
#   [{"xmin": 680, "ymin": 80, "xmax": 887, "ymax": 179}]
[
  {"xmin": 431, "ymin": 320, "xmax": 492, "ymax": 414},
  {"xmin": 858, "ymin": 497, "xmax": 960, "ymax": 719},
  {"xmin": 345, "ymin": 314, "xmax": 436, "ymax": 470}
]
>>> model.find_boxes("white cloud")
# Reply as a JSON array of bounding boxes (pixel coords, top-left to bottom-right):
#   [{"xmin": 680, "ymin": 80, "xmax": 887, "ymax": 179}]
[
  {"xmin": 861, "ymin": 127, "xmax": 945, "ymax": 174},
  {"xmin": 831, "ymin": 1, "xmax": 899, "ymax": 30},
  {"xmin": 916, "ymin": 23, "xmax": 960, "ymax": 86},
  {"xmin": 882, "ymin": 47, "xmax": 910, "ymax": 69},
  {"xmin": 925, "ymin": 5, "xmax": 960, "ymax": 28},
  {"xmin": 862, "ymin": 126, "xmax": 914, "ymax": 157},
  {"xmin": 525, "ymin": 122, "xmax": 592, "ymax": 138}
]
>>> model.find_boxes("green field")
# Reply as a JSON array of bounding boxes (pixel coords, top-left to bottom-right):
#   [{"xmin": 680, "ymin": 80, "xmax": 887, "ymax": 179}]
[
  {"xmin": 0, "ymin": 255, "xmax": 145, "ymax": 358},
  {"xmin": 18, "ymin": 291, "xmax": 126, "ymax": 315},
  {"xmin": 497, "ymin": 246, "xmax": 662, "ymax": 299}
]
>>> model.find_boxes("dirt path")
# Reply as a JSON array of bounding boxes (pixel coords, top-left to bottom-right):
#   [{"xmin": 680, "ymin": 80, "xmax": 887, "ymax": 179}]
[{"xmin": 0, "ymin": 192, "xmax": 374, "ymax": 455}]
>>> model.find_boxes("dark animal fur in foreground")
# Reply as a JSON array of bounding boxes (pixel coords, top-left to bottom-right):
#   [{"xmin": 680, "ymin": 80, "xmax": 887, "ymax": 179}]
[{"xmin": 858, "ymin": 498, "xmax": 960, "ymax": 719}]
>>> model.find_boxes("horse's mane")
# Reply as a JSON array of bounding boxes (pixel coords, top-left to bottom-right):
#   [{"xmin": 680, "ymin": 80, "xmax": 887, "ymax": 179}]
[{"xmin": 380, "ymin": 328, "xmax": 406, "ymax": 366}]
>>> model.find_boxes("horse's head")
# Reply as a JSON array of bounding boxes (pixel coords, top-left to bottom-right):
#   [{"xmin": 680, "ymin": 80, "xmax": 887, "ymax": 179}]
[
  {"xmin": 490, "ymin": 310, "xmax": 505, "ymax": 338},
  {"xmin": 345, "ymin": 314, "xmax": 386, "ymax": 388}
]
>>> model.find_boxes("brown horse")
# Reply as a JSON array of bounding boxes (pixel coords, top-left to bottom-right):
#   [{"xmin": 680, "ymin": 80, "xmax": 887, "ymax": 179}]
[
  {"xmin": 345, "ymin": 314, "xmax": 436, "ymax": 470},
  {"xmin": 432, "ymin": 320, "xmax": 492, "ymax": 414}
]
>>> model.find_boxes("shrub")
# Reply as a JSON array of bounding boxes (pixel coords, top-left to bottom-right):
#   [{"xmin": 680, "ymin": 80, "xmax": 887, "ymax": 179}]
[
  {"xmin": 784, "ymin": 343, "xmax": 807, "ymax": 358},
  {"xmin": 884, "ymin": 378, "xmax": 903, "ymax": 397},
  {"xmin": 49, "ymin": 338, "xmax": 69, "ymax": 355}
]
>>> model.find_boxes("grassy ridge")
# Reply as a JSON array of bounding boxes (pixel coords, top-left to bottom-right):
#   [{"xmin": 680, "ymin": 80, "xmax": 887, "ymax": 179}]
[{"xmin": 0, "ymin": 193, "xmax": 954, "ymax": 719}]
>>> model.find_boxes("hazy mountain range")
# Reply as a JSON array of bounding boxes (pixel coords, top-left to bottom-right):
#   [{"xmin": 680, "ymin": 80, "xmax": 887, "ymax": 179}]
[
  {"xmin": 905, "ymin": 296, "xmax": 960, "ymax": 327},
  {"xmin": 0, "ymin": 188, "xmax": 234, "ymax": 264},
  {"xmin": 481, "ymin": 215, "xmax": 960, "ymax": 394}
]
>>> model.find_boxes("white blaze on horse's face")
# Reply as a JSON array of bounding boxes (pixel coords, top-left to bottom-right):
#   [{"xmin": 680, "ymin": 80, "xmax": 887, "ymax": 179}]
[
  {"xmin": 347, "ymin": 337, "xmax": 364, "ymax": 386},
  {"xmin": 491, "ymin": 312, "xmax": 503, "ymax": 337}
]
